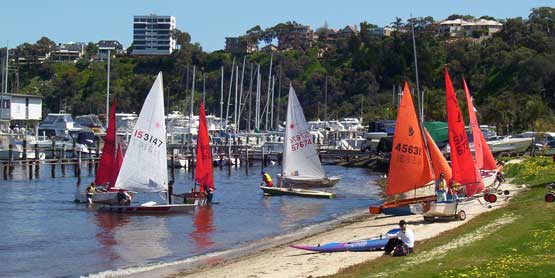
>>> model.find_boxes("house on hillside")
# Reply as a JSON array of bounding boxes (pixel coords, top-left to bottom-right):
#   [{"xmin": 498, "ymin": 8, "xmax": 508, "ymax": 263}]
[
  {"xmin": 97, "ymin": 40, "xmax": 124, "ymax": 60},
  {"xmin": 277, "ymin": 25, "xmax": 315, "ymax": 50},
  {"xmin": 439, "ymin": 18, "xmax": 503, "ymax": 38},
  {"xmin": 225, "ymin": 36, "xmax": 257, "ymax": 54},
  {"xmin": 50, "ymin": 42, "xmax": 86, "ymax": 63}
]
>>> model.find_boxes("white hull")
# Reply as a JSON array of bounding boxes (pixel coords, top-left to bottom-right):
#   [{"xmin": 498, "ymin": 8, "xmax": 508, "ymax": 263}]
[
  {"xmin": 278, "ymin": 175, "xmax": 341, "ymax": 188},
  {"xmin": 74, "ymin": 191, "xmax": 137, "ymax": 205},
  {"xmin": 260, "ymin": 186, "xmax": 335, "ymax": 198},
  {"xmin": 486, "ymin": 137, "xmax": 533, "ymax": 154},
  {"xmin": 98, "ymin": 202, "xmax": 197, "ymax": 213}
]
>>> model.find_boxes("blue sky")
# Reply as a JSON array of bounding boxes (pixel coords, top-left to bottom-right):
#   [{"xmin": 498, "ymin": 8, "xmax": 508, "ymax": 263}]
[{"xmin": 0, "ymin": 0, "xmax": 552, "ymax": 52}]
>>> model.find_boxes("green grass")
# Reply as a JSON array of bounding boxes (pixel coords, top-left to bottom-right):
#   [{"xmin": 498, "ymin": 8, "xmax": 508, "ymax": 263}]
[{"xmin": 326, "ymin": 157, "xmax": 555, "ymax": 278}]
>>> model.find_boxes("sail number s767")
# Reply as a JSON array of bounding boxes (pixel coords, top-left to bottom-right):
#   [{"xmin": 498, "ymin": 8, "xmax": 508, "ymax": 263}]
[
  {"xmin": 394, "ymin": 143, "xmax": 421, "ymax": 155},
  {"xmin": 133, "ymin": 129, "xmax": 164, "ymax": 147}
]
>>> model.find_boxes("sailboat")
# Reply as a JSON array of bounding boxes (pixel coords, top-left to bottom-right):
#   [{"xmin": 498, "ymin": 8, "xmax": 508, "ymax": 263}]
[
  {"xmin": 260, "ymin": 85, "xmax": 336, "ymax": 198},
  {"xmin": 173, "ymin": 102, "xmax": 215, "ymax": 205},
  {"xmin": 277, "ymin": 85, "xmax": 340, "ymax": 188},
  {"xmin": 369, "ymin": 82, "xmax": 451, "ymax": 215},
  {"xmin": 99, "ymin": 72, "xmax": 197, "ymax": 213},
  {"xmin": 74, "ymin": 99, "xmax": 134, "ymax": 204},
  {"xmin": 462, "ymin": 78, "xmax": 498, "ymax": 189}
]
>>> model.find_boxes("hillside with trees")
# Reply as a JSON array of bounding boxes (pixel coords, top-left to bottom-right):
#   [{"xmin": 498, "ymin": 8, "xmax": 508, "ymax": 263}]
[{"xmin": 2, "ymin": 7, "xmax": 554, "ymax": 134}]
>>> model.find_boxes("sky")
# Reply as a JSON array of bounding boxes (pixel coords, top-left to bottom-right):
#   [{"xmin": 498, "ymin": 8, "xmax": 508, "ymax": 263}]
[{"xmin": 0, "ymin": 0, "xmax": 552, "ymax": 52}]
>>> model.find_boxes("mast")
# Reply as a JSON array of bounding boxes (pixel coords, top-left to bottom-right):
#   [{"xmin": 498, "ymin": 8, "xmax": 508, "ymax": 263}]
[
  {"xmin": 225, "ymin": 58, "xmax": 235, "ymax": 131},
  {"xmin": 324, "ymin": 76, "xmax": 328, "ymax": 121},
  {"xmin": 265, "ymin": 54, "xmax": 273, "ymax": 130},
  {"xmin": 411, "ymin": 14, "xmax": 422, "ymax": 121},
  {"xmin": 233, "ymin": 64, "xmax": 239, "ymax": 134},
  {"xmin": 247, "ymin": 63, "xmax": 254, "ymax": 131},
  {"xmin": 220, "ymin": 65, "xmax": 224, "ymax": 130},
  {"xmin": 190, "ymin": 65, "xmax": 196, "ymax": 143},
  {"xmin": 105, "ymin": 49, "xmax": 111, "ymax": 126},
  {"xmin": 202, "ymin": 72, "xmax": 206, "ymax": 104},
  {"xmin": 276, "ymin": 66, "xmax": 282, "ymax": 128},
  {"xmin": 270, "ymin": 75, "xmax": 275, "ymax": 130},
  {"xmin": 237, "ymin": 57, "xmax": 246, "ymax": 131},
  {"xmin": 255, "ymin": 64, "xmax": 261, "ymax": 130},
  {"xmin": 1, "ymin": 43, "xmax": 7, "ymax": 120}
]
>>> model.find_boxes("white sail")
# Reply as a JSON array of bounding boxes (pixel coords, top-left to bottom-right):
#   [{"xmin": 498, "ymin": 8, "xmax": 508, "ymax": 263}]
[
  {"xmin": 115, "ymin": 72, "xmax": 168, "ymax": 192},
  {"xmin": 282, "ymin": 85, "xmax": 326, "ymax": 179}
]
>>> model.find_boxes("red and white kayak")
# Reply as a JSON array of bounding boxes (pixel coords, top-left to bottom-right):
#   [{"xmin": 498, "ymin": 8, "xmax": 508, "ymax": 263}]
[{"xmin": 98, "ymin": 201, "xmax": 197, "ymax": 214}]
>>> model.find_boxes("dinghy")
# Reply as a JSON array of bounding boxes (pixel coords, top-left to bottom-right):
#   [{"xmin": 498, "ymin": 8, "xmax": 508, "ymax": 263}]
[{"xmin": 99, "ymin": 72, "xmax": 197, "ymax": 213}]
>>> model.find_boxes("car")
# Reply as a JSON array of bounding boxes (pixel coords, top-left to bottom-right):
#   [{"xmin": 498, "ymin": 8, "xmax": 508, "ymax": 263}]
[{"xmin": 543, "ymin": 140, "xmax": 555, "ymax": 155}]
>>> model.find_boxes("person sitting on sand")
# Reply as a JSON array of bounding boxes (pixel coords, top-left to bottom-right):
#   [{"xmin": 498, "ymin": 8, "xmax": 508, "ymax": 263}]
[{"xmin": 383, "ymin": 220, "xmax": 414, "ymax": 256}]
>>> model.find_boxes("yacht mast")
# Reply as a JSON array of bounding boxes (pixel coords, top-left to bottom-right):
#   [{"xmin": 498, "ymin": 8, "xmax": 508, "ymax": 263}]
[
  {"xmin": 190, "ymin": 65, "xmax": 196, "ymax": 143},
  {"xmin": 220, "ymin": 65, "xmax": 224, "ymax": 130},
  {"xmin": 255, "ymin": 64, "xmax": 261, "ymax": 130},
  {"xmin": 225, "ymin": 58, "xmax": 235, "ymax": 131}
]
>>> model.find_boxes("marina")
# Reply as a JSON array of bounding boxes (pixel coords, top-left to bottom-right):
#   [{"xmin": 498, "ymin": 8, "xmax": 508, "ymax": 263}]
[{"xmin": 1, "ymin": 163, "xmax": 382, "ymax": 278}]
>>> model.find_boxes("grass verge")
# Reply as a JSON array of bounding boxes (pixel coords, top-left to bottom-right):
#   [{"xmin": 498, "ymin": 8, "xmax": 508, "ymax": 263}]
[{"xmin": 326, "ymin": 156, "xmax": 555, "ymax": 278}]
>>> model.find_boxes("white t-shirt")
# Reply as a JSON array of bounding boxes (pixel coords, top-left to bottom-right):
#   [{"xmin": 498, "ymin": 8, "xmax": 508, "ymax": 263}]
[{"xmin": 397, "ymin": 228, "xmax": 415, "ymax": 248}]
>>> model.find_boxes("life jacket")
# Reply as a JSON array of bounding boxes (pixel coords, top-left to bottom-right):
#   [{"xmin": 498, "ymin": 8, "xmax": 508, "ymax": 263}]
[
  {"xmin": 87, "ymin": 186, "xmax": 95, "ymax": 194},
  {"xmin": 436, "ymin": 178, "xmax": 446, "ymax": 191},
  {"xmin": 263, "ymin": 173, "xmax": 272, "ymax": 183}
]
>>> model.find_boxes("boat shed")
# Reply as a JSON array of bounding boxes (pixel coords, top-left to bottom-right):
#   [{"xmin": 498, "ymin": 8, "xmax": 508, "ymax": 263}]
[{"xmin": 0, "ymin": 93, "xmax": 42, "ymax": 121}]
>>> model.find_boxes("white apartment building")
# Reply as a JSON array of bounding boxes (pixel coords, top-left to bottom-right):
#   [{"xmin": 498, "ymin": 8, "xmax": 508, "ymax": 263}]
[{"xmin": 132, "ymin": 15, "xmax": 176, "ymax": 55}]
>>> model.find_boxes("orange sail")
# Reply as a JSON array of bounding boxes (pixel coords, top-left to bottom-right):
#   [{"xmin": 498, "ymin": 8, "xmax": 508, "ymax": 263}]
[
  {"xmin": 386, "ymin": 82, "xmax": 433, "ymax": 196},
  {"xmin": 463, "ymin": 78, "xmax": 497, "ymax": 170},
  {"xmin": 445, "ymin": 69, "xmax": 484, "ymax": 196},
  {"xmin": 195, "ymin": 102, "xmax": 214, "ymax": 192},
  {"xmin": 424, "ymin": 128, "xmax": 452, "ymax": 183}
]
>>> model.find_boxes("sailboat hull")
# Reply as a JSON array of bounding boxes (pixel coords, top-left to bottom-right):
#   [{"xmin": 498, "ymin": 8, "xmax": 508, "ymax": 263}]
[
  {"xmin": 74, "ymin": 191, "xmax": 137, "ymax": 205},
  {"xmin": 260, "ymin": 186, "xmax": 335, "ymax": 199},
  {"xmin": 278, "ymin": 175, "xmax": 341, "ymax": 188},
  {"xmin": 290, "ymin": 228, "xmax": 399, "ymax": 252},
  {"xmin": 98, "ymin": 202, "xmax": 197, "ymax": 213}
]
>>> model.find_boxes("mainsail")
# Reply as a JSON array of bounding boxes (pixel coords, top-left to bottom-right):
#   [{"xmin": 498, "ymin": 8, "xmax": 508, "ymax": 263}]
[
  {"xmin": 195, "ymin": 102, "xmax": 214, "ymax": 192},
  {"xmin": 95, "ymin": 99, "xmax": 122, "ymax": 190},
  {"xmin": 463, "ymin": 78, "xmax": 497, "ymax": 170},
  {"xmin": 386, "ymin": 82, "xmax": 433, "ymax": 196},
  {"xmin": 282, "ymin": 85, "xmax": 326, "ymax": 180},
  {"xmin": 445, "ymin": 69, "xmax": 484, "ymax": 196},
  {"xmin": 115, "ymin": 72, "xmax": 168, "ymax": 192}
]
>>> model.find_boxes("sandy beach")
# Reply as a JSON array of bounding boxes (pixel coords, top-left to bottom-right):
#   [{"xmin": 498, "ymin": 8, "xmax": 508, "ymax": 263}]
[{"xmin": 157, "ymin": 181, "xmax": 525, "ymax": 278}]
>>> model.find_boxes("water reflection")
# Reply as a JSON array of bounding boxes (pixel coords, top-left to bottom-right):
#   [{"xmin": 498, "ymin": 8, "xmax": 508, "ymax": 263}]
[
  {"xmin": 189, "ymin": 206, "xmax": 215, "ymax": 252},
  {"xmin": 95, "ymin": 212, "xmax": 131, "ymax": 261}
]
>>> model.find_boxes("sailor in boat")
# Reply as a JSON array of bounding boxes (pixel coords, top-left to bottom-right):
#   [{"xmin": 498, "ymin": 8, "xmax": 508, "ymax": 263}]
[
  {"xmin": 383, "ymin": 220, "xmax": 415, "ymax": 256},
  {"xmin": 86, "ymin": 182, "xmax": 96, "ymax": 205},
  {"xmin": 117, "ymin": 189, "xmax": 132, "ymax": 206},
  {"xmin": 435, "ymin": 173, "xmax": 448, "ymax": 202},
  {"xmin": 203, "ymin": 185, "xmax": 215, "ymax": 204},
  {"xmin": 262, "ymin": 171, "xmax": 273, "ymax": 187}
]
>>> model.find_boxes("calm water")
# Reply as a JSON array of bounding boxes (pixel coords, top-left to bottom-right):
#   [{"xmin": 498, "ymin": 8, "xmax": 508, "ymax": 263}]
[{"xmin": 0, "ymin": 163, "xmax": 383, "ymax": 278}]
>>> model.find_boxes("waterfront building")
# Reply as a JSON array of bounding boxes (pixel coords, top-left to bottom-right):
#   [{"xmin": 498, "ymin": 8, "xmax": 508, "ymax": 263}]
[
  {"xmin": 0, "ymin": 93, "xmax": 42, "ymax": 122},
  {"xmin": 132, "ymin": 14, "xmax": 176, "ymax": 55}
]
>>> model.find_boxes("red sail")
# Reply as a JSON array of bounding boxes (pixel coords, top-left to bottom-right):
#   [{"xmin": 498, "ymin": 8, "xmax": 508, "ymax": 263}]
[
  {"xmin": 95, "ymin": 99, "xmax": 121, "ymax": 190},
  {"xmin": 445, "ymin": 70, "xmax": 484, "ymax": 196},
  {"xmin": 463, "ymin": 78, "xmax": 496, "ymax": 170},
  {"xmin": 195, "ymin": 102, "xmax": 214, "ymax": 192},
  {"xmin": 424, "ymin": 128, "xmax": 452, "ymax": 183},
  {"xmin": 386, "ymin": 82, "xmax": 433, "ymax": 196}
]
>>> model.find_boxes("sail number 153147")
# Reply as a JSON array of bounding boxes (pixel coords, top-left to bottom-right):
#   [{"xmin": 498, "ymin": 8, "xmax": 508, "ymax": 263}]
[{"xmin": 133, "ymin": 129, "xmax": 164, "ymax": 147}]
